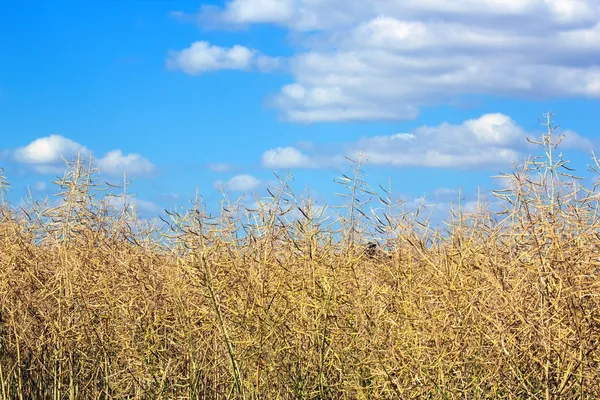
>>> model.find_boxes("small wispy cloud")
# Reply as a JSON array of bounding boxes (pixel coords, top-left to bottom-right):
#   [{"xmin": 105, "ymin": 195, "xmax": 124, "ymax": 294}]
[
  {"xmin": 208, "ymin": 162, "xmax": 236, "ymax": 172},
  {"xmin": 32, "ymin": 181, "xmax": 47, "ymax": 192}
]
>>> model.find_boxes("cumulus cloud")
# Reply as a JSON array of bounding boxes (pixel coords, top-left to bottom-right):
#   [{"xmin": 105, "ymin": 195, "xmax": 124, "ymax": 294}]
[
  {"xmin": 204, "ymin": 0, "xmax": 600, "ymax": 34},
  {"xmin": 262, "ymin": 113, "xmax": 593, "ymax": 169},
  {"xmin": 179, "ymin": 0, "xmax": 600, "ymax": 122},
  {"xmin": 262, "ymin": 146, "xmax": 317, "ymax": 168},
  {"xmin": 224, "ymin": 0, "xmax": 295, "ymax": 24},
  {"xmin": 215, "ymin": 174, "xmax": 261, "ymax": 192},
  {"xmin": 13, "ymin": 135, "xmax": 91, "ymax": 173},
  {"xmin": 14, "ymin": 135, "xmax": 87, "ymax": 165},
  {"xmin": 166, "ymin": 41, "xmax": 286, "ymax": 75},
  {"xmin": 349, "ymin": 113, "xmax": 591, "ymax": 168},
  {"xmin": 167, "ymin": 41, "xmax": 258, "ymax": 74},
  {"xmin": 97, "ymin": 150, "xmax": 155, "ymax": 177},
  {"xmin": 12, "ymin": 135, "xmax": 155, "ymax": 177}
]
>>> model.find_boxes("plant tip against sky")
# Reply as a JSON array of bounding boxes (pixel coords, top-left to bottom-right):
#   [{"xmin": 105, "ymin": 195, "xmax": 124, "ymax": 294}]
[{"xmin": 0, "ymin": 0, "xmax": 599, "ymax": 219}]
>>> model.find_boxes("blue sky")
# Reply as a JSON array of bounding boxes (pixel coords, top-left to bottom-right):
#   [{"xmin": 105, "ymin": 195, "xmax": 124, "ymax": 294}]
[{"xmin": 1, "ymin": 0, "xmax": 599, "ymax": 220}]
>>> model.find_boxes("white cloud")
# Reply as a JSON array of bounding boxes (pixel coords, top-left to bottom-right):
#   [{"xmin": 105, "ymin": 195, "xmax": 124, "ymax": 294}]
[
  {"xmin": 13, "ymin": 135, "xmax": 90, "ymax": 172},
  {"xmin": 350, "ymin": 113, "xmax": 591, "ymax": 168},
  {"xmin": 12, "ymin": 135, "xmax": 155, "ymax": 177},
  {"xmin": 256, "ymin": 55, "xmax": 285, "ymax": 72},
  {"xmin": 262, "ymin": 146, "xmax": 316, "ymax": 168},
  {"xmin": 222, "ymin": 0, "xmax": 295, "ymax": 24},
  {"xmin": 215, "ymin": 174, "xmax": 261, "ymax": 192},
  {"xmin": 262, "ymin": 113, "xmax": 593, "ymax": 169},
  {"xmin": 167, "ymin": 41, "xmax": 287, "ymax": 75},
  {"xmin": 31, "ymin": 181, "xmax": 47, "ymax": 192},
  {"xmin": 136, "ymin": 199, "xmax": 163, "ymax": 214},
  {"xmin": 208, "ymin": 162, "xmax": 236, "ymax": 172},
  {"xmin": 166, "ymin": 41, "xmax": 256, "ymax": 74},
  {"xmin": 205, "ymin": 0, "xmax": 370, "ymax": 30},
  {"xmin": 97, "ymin": 150, "xmax": 155, "ymax": 177},
  {"xmin": 205, "ymin": 0, "xmax": 600, "ymax": 31},
  {"xmin": 559, "ymin": 129, "xmax": 594, "ymax": 151},
  {"xmin": 104, "ymin": 195, "xmax": 162, "ymax": 214},
  {"xmin": 183, "ymin": 0, "xmax": 600, "ymax": 122},
  {"xmin": 429, "ymin": 188, "xmax": 462, "ymax": 202}
]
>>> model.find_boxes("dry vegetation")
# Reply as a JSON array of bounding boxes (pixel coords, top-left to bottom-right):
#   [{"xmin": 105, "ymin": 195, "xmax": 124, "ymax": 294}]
[{"xmin": 1, "ymin": 114, "xmax": 600, "ymax": 399}]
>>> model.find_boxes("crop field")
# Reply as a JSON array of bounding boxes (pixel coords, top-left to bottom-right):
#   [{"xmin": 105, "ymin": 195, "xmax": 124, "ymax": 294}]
[{"xmin": 1, "ymin": 121, "xmax": 599, "ymax": 399}]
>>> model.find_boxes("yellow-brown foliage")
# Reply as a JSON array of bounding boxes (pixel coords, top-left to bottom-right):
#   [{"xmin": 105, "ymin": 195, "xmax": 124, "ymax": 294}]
[{"xmin": 0, "ymin": 115, "xmax": 599, "ymax": 399}]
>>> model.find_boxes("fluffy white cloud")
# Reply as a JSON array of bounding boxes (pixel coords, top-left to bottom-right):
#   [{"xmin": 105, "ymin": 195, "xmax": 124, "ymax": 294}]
[
  {"xmin": 215, "ymin": 174, "xmax": 261, "ymax": 192},
  {"xmin": 222, "ymin": 0, "xmax": 295, "ymax": 23},
  {"xmin": 350, "ymin": 113, "xmax": 591, "ymax": 168},
  {"xmin": 166, "ymin": 41, "xmax": 256, "ymax": 74},
  {"xmin": 262, "ymin": 113, "xmax": 593, "ymax": 169},
  {"xmin": 14, "ymin": 135, "xmax": 90, "ymax": 172},
  {"xmin": 97, "ymin": 150, "xmax": 155, "ymax": 177},
  {"xmin": 12, "ymin": 135, "xmax": 155, "ymax": 177},
  {"xmin": 209, "ymin": 0, "xmax": 368, "ymax": 30},
  {"xmin": 206, "ymin": 0, "xmax": 600, "ymax": 32},
  {"xmin": 181, "ymin": 0, "xmax": 600, "ymax": 122},
  {"xmin": 167, "ymin": 41, "xmax": 286, "ymax": 75},
  {"xmin": 262, "ymin": 146, "xmax": 316, "ymax": 168}
]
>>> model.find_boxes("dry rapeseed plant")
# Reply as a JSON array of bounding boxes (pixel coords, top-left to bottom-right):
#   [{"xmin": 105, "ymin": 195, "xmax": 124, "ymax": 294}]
[{"xmin": 0, "ymin": 113, "xmax": 599, "ymax": 399}]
